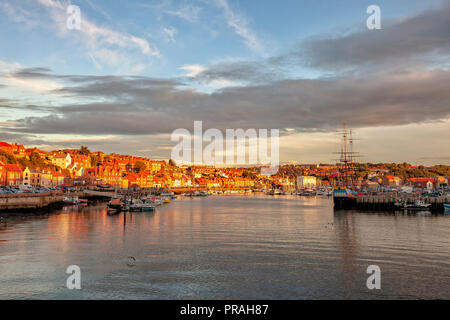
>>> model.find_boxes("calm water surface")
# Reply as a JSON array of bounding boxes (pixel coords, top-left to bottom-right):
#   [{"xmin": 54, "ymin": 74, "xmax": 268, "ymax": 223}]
[{"xmin": 0, "ymin": 195, "xmax": 449, "ymax": 299}]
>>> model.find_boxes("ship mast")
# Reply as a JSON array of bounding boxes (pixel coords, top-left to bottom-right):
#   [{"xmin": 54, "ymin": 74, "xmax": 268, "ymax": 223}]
[{"xmin": 334, "ymin": 122, "xmax": 360, "ymax": 189}]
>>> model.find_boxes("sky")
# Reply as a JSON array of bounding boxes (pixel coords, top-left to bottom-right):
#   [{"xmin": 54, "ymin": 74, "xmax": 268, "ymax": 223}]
[{"xmin": 0, "ymin": 0, "xmax": 449, "ymax": 165}]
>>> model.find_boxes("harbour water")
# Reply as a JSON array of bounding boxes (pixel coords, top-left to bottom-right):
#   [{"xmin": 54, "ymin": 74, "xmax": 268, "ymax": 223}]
[{"xmin": 0, "ymin": 195, "xmax": 449, "ymax": 299}]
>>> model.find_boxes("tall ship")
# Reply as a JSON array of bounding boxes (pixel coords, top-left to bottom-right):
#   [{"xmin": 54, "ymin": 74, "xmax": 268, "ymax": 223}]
[{"xmin": 332, "ymin": 123, "xmax": 360, "ymax": 209}]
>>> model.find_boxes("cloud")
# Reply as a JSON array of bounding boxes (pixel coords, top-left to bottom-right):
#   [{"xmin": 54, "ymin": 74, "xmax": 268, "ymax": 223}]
[
  {"xmin": 284, "ymin": 1, "xmax": 450, "ymax": 72},
  {"xmin": 164, "ymin": 3, "xmax": 202, "ymax": 22},
  {"xmin": 0, "ymin": 63, "xmax": 64, "ymax": 94},
  {"xmin": 191, "ymin": 60, "xmax": 282, "ymax": 84},
  {"xmin": 34, "ymin": 0, "xmax": 159, "ymax": 72},
  {"xmin": 0, "ymin": 1, "xmax": 41, "ymax": 28},
  {"xmin": 162, "ymin": 27, "xmax": 178, "ymax": 43},
  {"xmin": 192, "ymin": 2, "xmax": 450, "ymax": 85},
  {"xmin": 215, "ymin": 0, "xmax": 264, "ymax": 54},
  {"xmin": 179, "ymin": 64, "xmax": 207, "ymax": 77},
  {"xmin": 5, "ymin": 67, "xmax": 450, "ymax": 137},
  {"xmin": 0, "ymin": 60, "xmax": 22, "ymax": 73}
]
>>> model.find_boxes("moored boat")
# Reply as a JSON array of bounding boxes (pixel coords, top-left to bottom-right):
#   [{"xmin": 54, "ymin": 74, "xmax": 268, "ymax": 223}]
[
  {"xmin": 107, "ymin": 198, "xmax": 124, "ymax": 211},
  {"xmin": 403, "ymin": 199, "xmax": 431, "ymax": 211},
  {"xmin": 141, "ymin": 200, "xmax": 156, "ymax": 212},
  {"xmin": 333, "ymin": 186, "xmax": 357, "ymax": 209},
  {"xmin": 300, "ymin": 189, "xmax": 315, "ymax": 196},
  {"xmin": 77, "ymin": 198, "xmax": 88, "ymax": 205},
  {"xmin": 63, "ymin": 196, "xmax": 79, "ymax": 205}
]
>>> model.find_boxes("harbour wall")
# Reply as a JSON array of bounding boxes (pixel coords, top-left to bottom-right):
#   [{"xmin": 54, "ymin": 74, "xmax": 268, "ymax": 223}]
[
  {"xmin": 0, "ymin": 192, "xmax": 110, "ymax": 213},
  {"xmin": 0, "ymin": 193, "xmax": 65, "ymax": 213},
  {"xmin": 335, "ymin": 195, "xmax": 450, "ymax": 212}
]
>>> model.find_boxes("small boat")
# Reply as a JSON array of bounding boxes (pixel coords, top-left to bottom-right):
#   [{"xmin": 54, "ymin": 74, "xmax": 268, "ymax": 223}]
[
  {"xmin": 143, "ymin": 196, "xmax": 162, "ymax": 206},
  {"xmin": 403, "ymin": 199, "xmax": 431, "ymax": 211},
  {"xmin": 444, "ymin": 204, "xmax": 450, "ymax": 211},
  {"xmin": 395, "ymin": 199, "xmax": 407, "ymax": 208},
  {"xmin": 141, "ymin": 200, "xmax": 156, "ymax": 212},
  {"xmin": 128, "ymin": 204, "xmax": 141, "ymax": 212},
  {"xmin": 63, "ymin": 196, "xmax": 79, "ymax": 205},
  {"xmin": 107, "ymin": 208, "xmax": 120, "ymax": 215},
  {"xmin": 78, "ymin": 199, "xmax": 88, "ymax": 205},
  {"xmin": 300, "ymin": 189, "xmax": 315, "ymax": 196},
  {"xmin": 107, "ymin": 198, "xmax": 124, "ymax": 211}
]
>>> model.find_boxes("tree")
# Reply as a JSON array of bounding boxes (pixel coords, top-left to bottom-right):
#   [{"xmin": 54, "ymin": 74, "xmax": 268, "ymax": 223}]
[
  {"xmin": 135, "ymin": 160, "xmax": 147, "ymax": 173},
  {"xmin": 80, "ymin": 146, "xmax": 90, "ymax": 155},
  {"xmin": 90, "ymin": 154, "xmax": 101, "ymax": 167}
]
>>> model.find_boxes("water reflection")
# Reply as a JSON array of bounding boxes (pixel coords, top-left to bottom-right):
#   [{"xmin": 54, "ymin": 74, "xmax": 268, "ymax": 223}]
[{"xmin": 0, "ymin": 195, "xmax": 449, "ymax": 299}]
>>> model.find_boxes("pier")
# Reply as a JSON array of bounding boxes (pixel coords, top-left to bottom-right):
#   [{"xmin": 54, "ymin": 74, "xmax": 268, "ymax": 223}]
[
  {"xmin": 0, "ymin": 193, "xmax": 66, "ymax": 213},
  {"xmin": 0, "ymin": 191, "xmax": 113, "ymax": 213},
  {"xmin": 337, "ymin": 194, "xmax": 450, "ymax": 212}
]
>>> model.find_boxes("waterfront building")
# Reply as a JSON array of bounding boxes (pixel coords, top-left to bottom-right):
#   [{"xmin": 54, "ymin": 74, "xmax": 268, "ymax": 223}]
[
  {"xmin": 51, "ymin": 171, "xmax": 65, "ymax": 186},
  {"xmin": 0, "ymin": 161, "xmax": 6, "ymax": 185},
  {"xmin": 297, "ymin": 176, "xmax": 318, "ymax": 189},
  {"xmin": 71, "ymin": 154, "xmax": 91, "ymax": 169},
  {"xmin": 407, "ymin": 178, "xmax": 435, "ymax": 190},
  {"xmin": 5, "ymin": 164, "xmax": 23, "ymax": 186},
  {"xmin": 96, "ymin": 163, "xmax": 122, "ymax": 187},
  {"xmin": 68, "ymin": 164, "xmax": 84, "ymax": 177},
  {"xmin": 382, "ymin": 175, "xmax": 403, "ymax": 187},
  {"xmin": 22, "ymin": 167, "xmax": 40, "ymax": 186},
  {"xmin": 51, "ymin": 153, "xmax": 72, "ymax": 169},
  {"xmin": 40, "ymin": 170, "xmax": 53, "ymax": 187}
]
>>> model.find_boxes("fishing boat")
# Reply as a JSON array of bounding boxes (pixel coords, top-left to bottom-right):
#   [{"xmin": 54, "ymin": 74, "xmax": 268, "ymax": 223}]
[
  {"xmin": 316, "ymin": 189, "xmax": 326, "ymax": 196},
  {"xmin": 78, "ymin": 198, "xmax": 88, "ymax": 205},
  {"xmin": 141, "ymin": 199, "xmax": 156, "ymax": 212},
  {"xmin": 394, "ymin": 199, "xmax": 407, "ymax": 208},
  {"xmin": 403, "ymin": 199, "xmax": 431, "ymax": 211},
  {"xmin": 107, "ymin": 198, "xmax": 124, "ymax": 211},
  {"xmin": 143, "ymin": 195, "xmax": 162, "ymax": 206},
  {"xmin": 63, "ymin": 196, "xmax": 88, "ymax": 205},
  {"xmin": 127, "ymin": 199, "xmax": 143, "ymax": 212},
  {"xmin": 63, "ymin": 196, "xmax": 79, "ymax": 205},
  {"xmin": 298, "ymin": 188, "xmax": 315, "ymax": 196}
]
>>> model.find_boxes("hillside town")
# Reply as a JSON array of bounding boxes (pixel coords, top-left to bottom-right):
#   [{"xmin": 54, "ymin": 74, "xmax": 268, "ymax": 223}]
[{"xmin": 0, "ymin": 140, "xmax": 449, "ymax": 194}]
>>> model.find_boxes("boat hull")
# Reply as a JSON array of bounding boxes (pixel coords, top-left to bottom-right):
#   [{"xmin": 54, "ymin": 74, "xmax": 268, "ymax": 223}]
[
  {"xmin": 333, "ymin": 187, "xmax": 356, "ymax": 209},
  {"xmin": 107, "ymin": 204, "xmax": 123, "ymax": 211},
  {"xmin": 403, "ymin": 205, "xmax": 431, "ymax": 211}
]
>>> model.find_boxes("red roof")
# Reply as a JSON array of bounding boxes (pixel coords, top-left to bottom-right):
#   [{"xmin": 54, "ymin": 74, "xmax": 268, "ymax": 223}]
[
  {"xmin": 52, "ymin": 171, "xmax": 64, "ymax": 177},
  {"xmin": 0, "ymin": 141, "xmax": 12, "ymax": 148},
  {"xmin": 408, "ymin": 178, "xmax": 434, "ymax": 183},
  {"xmin": 5, "ymin": 164, "xmax": 21, "ymax": 171}
]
